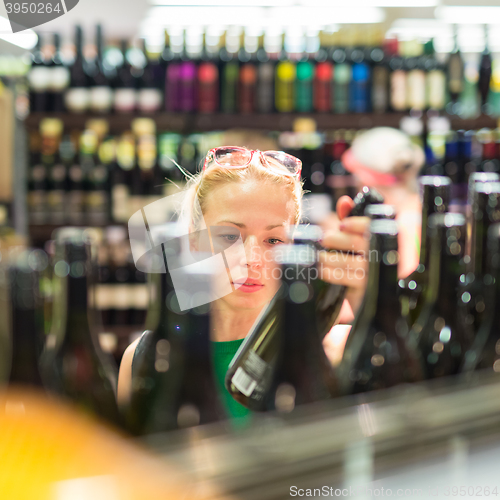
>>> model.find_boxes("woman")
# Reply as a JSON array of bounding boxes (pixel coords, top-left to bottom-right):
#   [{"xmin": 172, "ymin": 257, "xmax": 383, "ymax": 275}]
[{"xmin": 118, "ymin": 146, "xmax": 370, "ymax": 419}]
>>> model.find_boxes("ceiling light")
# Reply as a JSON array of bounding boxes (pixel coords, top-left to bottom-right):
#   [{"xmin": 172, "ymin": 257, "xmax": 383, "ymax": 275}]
[
  {"xmin": 435, "ymin": 6, "xmax": 500, "ymax": 24},
  {"xmin": 143, "ymin": 5, "xmax": 385, "ymax": 28},
  {"xmin": 0, "ymin": 16, "xmax": 37, "ymax": 49}
]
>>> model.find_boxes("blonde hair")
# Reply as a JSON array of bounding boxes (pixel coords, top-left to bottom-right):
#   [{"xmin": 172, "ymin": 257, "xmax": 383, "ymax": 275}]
[{"xmin": 179, "ymin": 151, "xmax": 304, "ymax": 230}]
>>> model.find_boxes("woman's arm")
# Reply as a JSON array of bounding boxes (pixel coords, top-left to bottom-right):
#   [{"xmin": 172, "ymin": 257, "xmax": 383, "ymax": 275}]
[{"xmin": 117, "ymin": 337, "xmax": 141, "ymax": 408}]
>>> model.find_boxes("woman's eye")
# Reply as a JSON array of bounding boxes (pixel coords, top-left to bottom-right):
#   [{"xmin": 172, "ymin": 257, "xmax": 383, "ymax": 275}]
[
  {"xmin": 267, "ymin": 238, "xmax": 284, "ymax": 245},
  {"xmin": 220, "ymin": 234, "xmax": 238, "ymax": 242}
]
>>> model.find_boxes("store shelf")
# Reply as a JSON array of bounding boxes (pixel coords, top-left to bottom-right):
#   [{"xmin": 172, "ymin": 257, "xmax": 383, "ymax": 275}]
[{"xmin": 24, "ymin": 112, "xmax": 499, "ymax": 134}]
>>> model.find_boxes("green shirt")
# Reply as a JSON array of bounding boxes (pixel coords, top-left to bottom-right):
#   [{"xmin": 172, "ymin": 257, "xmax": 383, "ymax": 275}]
[{"xmin": 211, "ymin": 339, "xmax": 253, "ymax": 427}]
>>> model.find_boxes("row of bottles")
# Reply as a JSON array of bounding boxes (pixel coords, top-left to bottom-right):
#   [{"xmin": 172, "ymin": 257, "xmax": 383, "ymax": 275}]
[
  {"xmin": 28, "ymin": 24, "xmax": 500, "ymax": 116},
  {"xmin": 6, "ymin": 180, "xmax": 500, "ymax": 435}
]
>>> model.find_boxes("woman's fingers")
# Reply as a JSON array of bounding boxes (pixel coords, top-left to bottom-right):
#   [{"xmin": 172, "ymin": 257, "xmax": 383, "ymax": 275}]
[
  {"xmin": 321, "ymin": 230, "xmax": 369, "ymax": 255},
  {"xmin": 318, "ymin": 252, "xmax": 368, "ymax": 288},
  {"xmin": 336, "ymin": 196, "xmax": 355, "ymax": 220},
  {"xmin": 339, "ymin": 216, "xmax": 371, "ymax": 235}
]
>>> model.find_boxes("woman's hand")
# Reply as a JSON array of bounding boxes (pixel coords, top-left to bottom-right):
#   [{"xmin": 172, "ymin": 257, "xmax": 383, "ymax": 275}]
[{"xmin": 318, "ymin": 196, "xmax": 371, "ymax": 315}]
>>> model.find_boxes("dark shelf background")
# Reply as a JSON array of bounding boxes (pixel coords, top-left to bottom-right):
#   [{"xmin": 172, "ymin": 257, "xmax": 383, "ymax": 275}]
[{"xmin": 24, "ymin": 112, "xmax": 499, "ymax": 134}]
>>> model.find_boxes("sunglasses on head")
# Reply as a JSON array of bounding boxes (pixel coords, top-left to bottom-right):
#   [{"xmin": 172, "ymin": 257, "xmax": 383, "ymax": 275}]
[{"xmin": 203, "ymin": 146, "xmax": 302, "ymax": 178}]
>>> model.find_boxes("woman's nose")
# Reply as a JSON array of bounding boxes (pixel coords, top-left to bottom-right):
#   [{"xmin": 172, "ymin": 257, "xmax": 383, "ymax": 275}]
[{"xmin": 241, "ymin": 236, "xmax": 262, "ymax": 268}]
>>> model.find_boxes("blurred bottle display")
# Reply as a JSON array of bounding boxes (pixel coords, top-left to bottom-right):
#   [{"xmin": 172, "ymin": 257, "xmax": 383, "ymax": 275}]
[
  {"xmin": 7, "ymin": 250, "xmax": 47, "ymax": 388},
  {"xmin": 225, "ymin": 242, "xmax": 338, "ymax": 412},
  {"xmin": 25, "ymin": 26, "xmax": 500, "ymax": 116},
  {"xmin": 409, "ymin": 213, "xmax": 474, "ymax": 379},
  {"xmin": 402, "ymin": 176, "xmax": 451, "ymax": 328},
  {"xmin": 40, "ymin": 230, "xmax": 120, "ymax": 424},
  {"xmin": 127, "ymin": 228, "xmax": 224, "ymax": 434},
  {"xmin": 340, "ymin": 220, "xmax": 423, "ymax": 394}
]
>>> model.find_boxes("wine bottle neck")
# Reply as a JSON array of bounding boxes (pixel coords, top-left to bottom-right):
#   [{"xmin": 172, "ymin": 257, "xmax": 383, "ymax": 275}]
[{"xmin": 365, "ymin": 258, "xmax": 400, "ymax": 321}]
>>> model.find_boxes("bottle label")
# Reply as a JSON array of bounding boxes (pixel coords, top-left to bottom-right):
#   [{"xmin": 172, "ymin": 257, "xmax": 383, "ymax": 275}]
[
  {"xmin": 114, "ymin": 89, "xmax": 137, "ymax": 112},
  {"xmin": 132, "ymin": 284, "xmax": 149, "ymax": 309},
  {"xmin": 372, "ymin": 66, "xmax": 388, "ymax": 113},
  {"xmin": 390, "ymin": 70, "xmax": 407, "ymax": 111},
  {"xmin": 407, "ymin": 69, "xmax": 426, "ymax": 110},
  {"xmin": 90, "ymin": 86, "xmax": 114, "ymax": 113},
  {"xmin": 28, "ymin": 67, "xmax": 51, "ymax": 91},
  {"xmin": 231, "ymin": 350, "xmax": 271, "ymax": 399},
  {"xmin": 138, "ymin": 89, "xmax": 162, "ymax": 113},
  {"xmin": 95, "ymin": 284, "xmax": 112, "ymax": 310},
  {"xmin": 427, "ymin": 70, "xmax": 446, "ymax": 109},
  {"xmin": 28, "ymin": 191, "xmax": 46, "ymax": 224},
  {"xmin": 112, "ymin": 184, "xmax": 130, "ymax": 222},
  {"xmin": 65, "ymin": 88, "xmax": 90, "ymax": 113},
  {"xmin": 67, "ymin": 190, "xmax": 85, "ymax": 223},
  {"xmin": 113, "ymin": 284, "xmax": 130, "ymax": 310},
  {"xmin": 49, "ymin": 67, "xmax": 70, "ymax": 91}
]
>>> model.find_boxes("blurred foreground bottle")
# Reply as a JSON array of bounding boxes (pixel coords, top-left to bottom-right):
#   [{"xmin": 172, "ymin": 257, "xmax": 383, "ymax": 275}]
[
  {"xmin": 7, "ymin": 249, "xmax": 48, "ymax": 388},
  {"xmin": 401, "ymin": 176, "xmax": 451, "ymax": 328},
  {"xmin": 40, "ymin": 229, "xmax": 120, "ymax": 425},
  {"xmin": 409, "ymin": 214, "xmax": 473, "ymax": 379},
  {"xmin": 464, "ymin": 182, "xmax": 500, "ymax": 334},
  {"xmin": 127, "ymin": 228, "xmax": 224, "ymax": 435},
  {"xmin": 225, "ymin": 243, "xmax": 338, "ymax": 412},
  {"xmin": 340, "ymin": 220, "xmax": 423, "ymax": 395},
  {"xmin": 462, "ymin": 223, "xmax": 500, "ymax": 373}
]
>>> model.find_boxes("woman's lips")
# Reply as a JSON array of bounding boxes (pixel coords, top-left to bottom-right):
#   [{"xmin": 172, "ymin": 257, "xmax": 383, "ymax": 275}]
[{"xmin": 232, "ymin": 280, "xmax": 264, "ymax": 293}]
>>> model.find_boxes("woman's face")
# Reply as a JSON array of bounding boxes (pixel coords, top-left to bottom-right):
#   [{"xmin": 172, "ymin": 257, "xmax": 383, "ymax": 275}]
[{"xmin": 198, "ymin": 179, "xmax": 296, "ymax": 314}]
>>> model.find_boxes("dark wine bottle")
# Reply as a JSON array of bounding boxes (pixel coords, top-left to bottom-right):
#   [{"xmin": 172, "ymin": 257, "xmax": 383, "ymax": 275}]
[
  {"xmin": 40, "ymin": 230, "xmax": 120, "ymax": 425},
  {"xmin": 462, "ymin": 223, "xmax": 500, "ymax": 373},
  {"xmin": 331, "ymin": 33, "xmax": 351, "ymax": 114},
  {"xmin": 313, "ymin": 44, "xmax": 333, "ymax": 113},
  {"xmin": 7, "ymin": 250, "xmax": 47, "ymax": 388},
  {"xmin": 478, "ymin": 24, "xmax": 492, "ymax": 112},
  {"xmin": 89, "ymin": 25, "xmax": 114, "ymax": 114},
  {"xmin": 47, "ymin": 33, "xmax": 70, "ymax": 112},
  {"xmin": 28, "ymin": 33, "xmax": 50, "ymax": 113},
  {"xmin": 164, "ymin": 34, "xmax": 182, "ymax": 112},
  {"xmin": 370, "ymin": 39, "xmax": 389, "ymax": 114},
  {"xmin": 27, "ymin": 131, "xmax": 47, "ymax": 225},
  {"xmin": 349, "ymin": 40, "xmax": 371, "ymax": 113},
  {"xmin": 410, "ymin": 213, "xmax": 474, "ymax": 379},
  {"xmin": 446, "ymin": 25, "xmax": 464, "ymax": 114},
  {"xmin": 275, "ymin": 35, "xmax": 296, "ymax": 113},
  {"xmin": 65, "ymin": 25, "xmax": 90, "ymax": 114},
  {"xmin": 464, "ymin": 182, "xmax": 500, "ymax": 334},
  {"xmin": 256, "ymin": 33, "xmax": 277, "ymax": 114},
  {"xmin": 238, "ymin": 32, "xmax": 258, "ymax": 114},
  {"xmin": 127, "ymin": 232, "xmax": 225, "ymax": 434},
  {"xmin": 424, "ymin": 39, "xmax": 446, "ymax": 111},
  {"xmin": 340, "ymin": 220, "xmax": 423, "ymax": 395},
  {"xmin": 137, "ymin": 39, "xmax": 163, "ymax": 114},
  {"xmin": 225, "ymin": 244, "xmax": 338, "ymax": 412},
  {"xmin": 179, "ymin": 31, "xmax": 198, "ymax": 113},
  {"xmin": 198, "ymin": 33, "xmax": 220, "ymax": 114},
  {"xmin": 295, "ymin": 35, "xmax": 314, "ymax": 113},
  {"xmin": 389, "ymin": 39, "xmax": 407, "ymax": 112},
  {"xmin": 114, "ymin": 40, "xmax": 138, "ymax": 114},
  {"xmin": 401, "ymin": 176, "xmax": 451, "ymax": 328}
]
